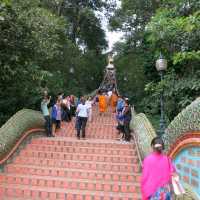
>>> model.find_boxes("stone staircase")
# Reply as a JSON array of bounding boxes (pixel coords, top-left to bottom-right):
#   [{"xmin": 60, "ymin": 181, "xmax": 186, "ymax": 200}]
[{"xmin": 0, "ymin": 107, "xmax": 141, "ymax": 199}]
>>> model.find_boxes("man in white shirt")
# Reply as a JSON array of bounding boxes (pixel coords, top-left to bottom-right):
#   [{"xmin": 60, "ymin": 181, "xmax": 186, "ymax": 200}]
[{"xmin": 76, "ymin": 97, "xmax": 89, "ymax": 139}]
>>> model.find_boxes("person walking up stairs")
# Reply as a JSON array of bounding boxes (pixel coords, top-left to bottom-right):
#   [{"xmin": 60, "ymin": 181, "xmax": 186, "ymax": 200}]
[{"xmin": 0, "ymin": 105, "xmax": 141, "ymax": 199}]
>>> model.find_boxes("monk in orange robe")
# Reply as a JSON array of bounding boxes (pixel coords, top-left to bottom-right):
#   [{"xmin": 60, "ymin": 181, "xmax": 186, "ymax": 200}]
[
  {"xmin": 98, "ymin": 93, "xmax": 107, "ymax": 114},
  {"xmin": 110, "ymin": 91, "xmax": 118, "ymax": 113}
]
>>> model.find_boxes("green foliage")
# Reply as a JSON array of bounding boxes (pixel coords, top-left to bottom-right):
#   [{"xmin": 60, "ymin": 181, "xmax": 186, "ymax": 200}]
[
  {"xmin": 109, "ymin": 0, "xmax": 160, "ymax": 32},
  {"xmin": 147, "ymin": 9, "xmax": 200, "ymax": 57},
  {"xmin": 78, "ymin": 10, "xmax": 107, "ymax": 51},
  {"xmin": 143, "ymin": 6, "xmax": 200, "ymax": 122},
  {"xmin": 110, "ymin": 0, "xmax": 200, "ymax": 127},
  {"xmin": 0, "ymin": 0, "xmax": 109, "ymax": 125},
  {"xmin": 173, "ymin": 50, "xmax": 200, "ymax": 65},
  {"xmin": 0, "ymin": 0, "xmax": 65, "ymax": 124},
  {"xmin": 114, "ymin": 50, "xmax": 146, "ymax": 109},
  {"xmin": 46, "ymin": 0, "xmax": 112, "ymax": 51}
]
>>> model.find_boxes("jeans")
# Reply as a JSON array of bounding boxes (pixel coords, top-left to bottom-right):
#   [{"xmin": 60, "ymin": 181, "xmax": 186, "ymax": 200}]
[
  {"xmin": 44, "ymin": 115, "xmax": 52, "ymax": 136},
  {"xmin": 77, "ymin": 117, "xmax": 88, "ymax": 138},
  {"xmin": 124, "ymin": 121, "xmax": 131, "ymax": 141}
]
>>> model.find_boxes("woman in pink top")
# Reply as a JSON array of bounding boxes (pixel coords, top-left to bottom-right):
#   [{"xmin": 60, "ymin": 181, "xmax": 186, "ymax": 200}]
[{"xmin": 141, "ymin": 137, "xmax": 175, "ymax": 200}]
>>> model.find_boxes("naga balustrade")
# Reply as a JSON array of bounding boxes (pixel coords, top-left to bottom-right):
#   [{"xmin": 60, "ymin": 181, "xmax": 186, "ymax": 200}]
[
  {"xmin": 0, "ymin": 109, "xmax": 45, "ymax": 166},
  {"xmin": 131, "ymin": 98, "xmax": 200, "ymax": 199},
  {"xmin": 163, "ymin": 98, "xmax": 200, "ymax": 200}
]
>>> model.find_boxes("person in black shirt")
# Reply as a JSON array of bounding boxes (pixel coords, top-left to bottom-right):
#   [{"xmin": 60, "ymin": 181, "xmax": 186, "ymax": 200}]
[{"xmin": 122, "ymin": 99, "xmax": 132, "ymax": 142}]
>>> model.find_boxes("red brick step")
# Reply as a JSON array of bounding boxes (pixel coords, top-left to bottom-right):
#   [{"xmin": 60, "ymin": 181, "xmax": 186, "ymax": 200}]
[
  {"xmin": 5, "ymin": 164, "xmax": 140, "ymax": 182},
  {"xmin": 0, "ymin": 183, "xmax": 141, "ymax": 199},
  {"xmin": 19, "ymin": 150, "xmax": 138, "ymax": 164},
  {"xmin": 0, "ymin": 173, "xmax": 140, "ymax": 193},
  {"xmin": 31, "ymin": 138, "xmax": 134, "ymax": 149},
  {"xmin": 27, "ymin": 143, "xmax": 136, "ymax": 155},
  {"xmin": 0, "ymin": 106, "xmax": 141, "ymax": 199},
  {"xmin": 13, "ymin": 157, "xmax": 139, "ymax": 173}
]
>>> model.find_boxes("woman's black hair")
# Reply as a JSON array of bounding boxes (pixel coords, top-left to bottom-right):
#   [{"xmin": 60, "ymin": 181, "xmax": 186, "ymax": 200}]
[{"xmin": 151, "ymin": 136, "xmax": 165, "ymax": 151}]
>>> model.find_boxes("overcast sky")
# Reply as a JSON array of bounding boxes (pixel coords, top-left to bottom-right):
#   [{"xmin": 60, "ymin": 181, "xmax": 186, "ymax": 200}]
[
  {"xmin": 99, "ymin": 0, "xmax": 123, "ymax": 52},
  {"xmin": 106, "ymin": 29, "xmax": 124, "ymax": 51}
]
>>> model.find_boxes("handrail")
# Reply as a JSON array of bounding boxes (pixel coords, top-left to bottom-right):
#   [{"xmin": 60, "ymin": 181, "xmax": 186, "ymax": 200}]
[
  {"xmin": 0, "ymin": 109, "xmax": 45, "ymax": 165},
  {"xmin": 129, "ymin": 106, "xmax": 158, "ymax": 172},
  {"xmin": 0, "ymin": 128, "xmax": 44, "ymax": 165},
  {"xmin": 130, "ymin": 107, "xmax": 143, "ymax": 168},
  {"xmin": 132, "ymin": 131, "xmax": 143, "ymax": 168}
]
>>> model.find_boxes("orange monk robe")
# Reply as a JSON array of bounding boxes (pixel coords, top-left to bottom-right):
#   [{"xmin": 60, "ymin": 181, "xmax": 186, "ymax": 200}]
[
  {"xmin": 98, "ymin": 95, "xmax": 107, "ymax": 113},
  {"xmin": 110, "ymin": 93, "xmax": 118, "ymax": 112}
]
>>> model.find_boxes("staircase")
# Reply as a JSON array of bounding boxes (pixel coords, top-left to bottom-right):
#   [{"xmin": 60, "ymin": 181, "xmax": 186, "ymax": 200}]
[{"xmin": 0, "ymin": 106, "xmax": 141, "ymax": 199}]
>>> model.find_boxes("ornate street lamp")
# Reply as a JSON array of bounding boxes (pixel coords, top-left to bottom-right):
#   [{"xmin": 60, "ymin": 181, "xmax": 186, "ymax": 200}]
[
  {"xmin": 69, "ymin": 67, "xmax": 74, "ymax": 74},
  {"xmin": 156, "ymin": 54, "xmax": 167, "ymax": 136}
]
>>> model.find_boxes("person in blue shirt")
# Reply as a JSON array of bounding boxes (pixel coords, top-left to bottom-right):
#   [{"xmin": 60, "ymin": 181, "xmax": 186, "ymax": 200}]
[
  {"xmin": 116, "ymin": 95, "xmax": 125, "ymax": 113},
  {"xmin": 51, "ymin": 98, "xmax": 62, "ymax": 136},
  {"xmin": 116, "ymin": 96, "xmax": 125, "ymax": 139}
]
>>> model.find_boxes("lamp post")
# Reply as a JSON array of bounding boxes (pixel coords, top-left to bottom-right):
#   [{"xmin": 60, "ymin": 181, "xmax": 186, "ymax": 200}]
[
  {"xmin": 156, "ymin": 54, "xmax": 167, "ymax": 136},
  {"xmin": 69, "ymin": 67, "xmax": 75, "ymax": 93},
  {"xmin": 69, "ymin": 67, "xmax": 74, "ymax": 74}
]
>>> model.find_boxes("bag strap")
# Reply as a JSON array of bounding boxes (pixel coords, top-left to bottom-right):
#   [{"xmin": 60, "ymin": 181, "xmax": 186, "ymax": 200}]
[{"xmin": 172, "ymin": 177, "xmax": 185, "ymax": 193}]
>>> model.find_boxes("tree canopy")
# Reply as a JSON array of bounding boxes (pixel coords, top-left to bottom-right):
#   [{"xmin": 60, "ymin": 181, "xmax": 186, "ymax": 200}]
[
  {"xmin": 110, "ymin": 0, "xmax": 200, "ymax": 128},
  {"xmin": 0, "ymin": 0, "xmax": 199, "ymax": 128},
  {"xmin": 0, "ymin": 0, "xmax": 116, "ymax": 125}
]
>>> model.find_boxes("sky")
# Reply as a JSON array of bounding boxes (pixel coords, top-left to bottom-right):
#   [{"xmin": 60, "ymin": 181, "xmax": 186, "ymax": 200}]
[
  {"xmin": 106, "ymin": 29, "xmax": 124, "ymax": 52},
  {"xmin": 99, "ymin": 0, "xmax": 124, "ymax": 52}
]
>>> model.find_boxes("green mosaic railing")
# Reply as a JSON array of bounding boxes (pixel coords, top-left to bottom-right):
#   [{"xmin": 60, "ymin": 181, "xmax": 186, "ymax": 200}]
[
  {"xmin": 131, "ymin": 99, "xmax": 200, "ymax": 200},
  {"xmin": 132, "ymin": 98, "xmax": 200, "ymax": 155},
  {"xmin": 163, "ymin": 98, "xmax": 200, "ymax": 151},
  {"xmin": 163, "ymin": 98, "xmax": 200, "ymax": 200},
  {"xmin": 130, "ymin": 110, "xmax": 156, "ymax": 158},
  {"xmin": 0, "ymin": 109, "xmax": 45, "ymax": 162}
]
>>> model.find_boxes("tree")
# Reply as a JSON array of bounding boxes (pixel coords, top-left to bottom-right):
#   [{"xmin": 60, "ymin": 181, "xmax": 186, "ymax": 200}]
[
  {"xmin": 0, "ymin": 0, "xmax": 110, "ymax": 125},
  {"xmin": 109, "ymin": 0, "xmax": 200, "ymax": 126},
  {"xmin": 144, "ymin": 7, "xmax": 200, "ymax": 121},
  {"xmin": 42, "ymin": 0, "xmax": 114, "ymax": 51}
]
